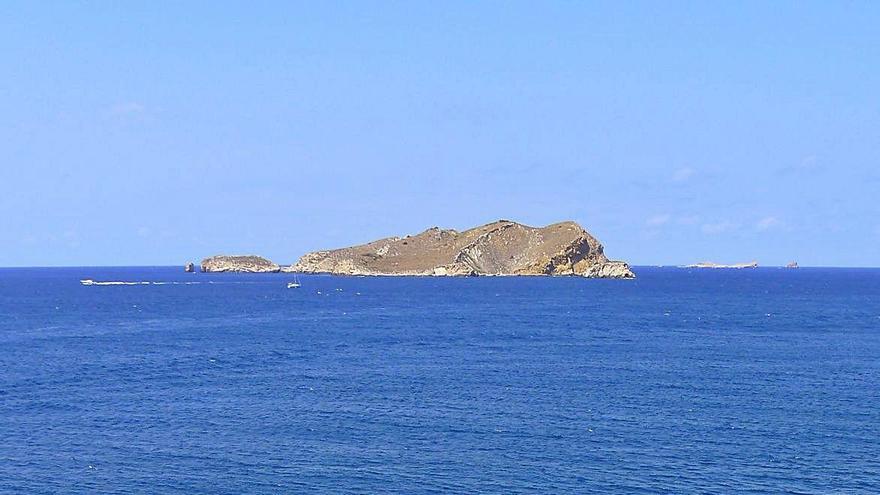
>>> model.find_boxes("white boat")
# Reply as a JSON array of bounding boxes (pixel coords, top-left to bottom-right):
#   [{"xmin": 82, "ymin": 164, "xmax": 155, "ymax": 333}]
[
  {"xmin": 80, "ymin": 279, "xmax": 149, "ymax": 286},
  {"xmin": 287, "ymin": 275, "xmax": 301, "ymax": 289}
]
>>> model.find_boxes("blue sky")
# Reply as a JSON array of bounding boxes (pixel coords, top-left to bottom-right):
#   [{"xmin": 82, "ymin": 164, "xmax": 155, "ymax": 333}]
[{"xmin": 2, "ymin": 1, "xmax": 878, "ymax": 267}]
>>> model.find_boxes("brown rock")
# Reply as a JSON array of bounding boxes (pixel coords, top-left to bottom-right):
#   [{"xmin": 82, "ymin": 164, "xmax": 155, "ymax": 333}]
[{"xmin": 288, "ymin": 220, "xmax": 634, "ymax": 278}]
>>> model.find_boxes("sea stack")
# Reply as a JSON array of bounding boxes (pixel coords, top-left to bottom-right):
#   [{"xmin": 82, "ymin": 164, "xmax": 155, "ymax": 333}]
[
  {"xmin": 184, "ymin": 262, "xmax": 195, "ymax": 273},
  {"xmin": 287, "ymin": 219, "xmax": 634, "ymax": 278},
  {"xmin": 200, "ymin": 255, "xmax": 281, "ymax": 273}
]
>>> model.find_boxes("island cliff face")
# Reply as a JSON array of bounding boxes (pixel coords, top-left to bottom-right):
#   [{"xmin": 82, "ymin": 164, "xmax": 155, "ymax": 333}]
[
  {"xmin": 200, "ymin": 255, "xmax": 280, "ymax": 273},
  {"xmin": 288, "ymin": 220, "xmax": 634, "ymax": 278}
]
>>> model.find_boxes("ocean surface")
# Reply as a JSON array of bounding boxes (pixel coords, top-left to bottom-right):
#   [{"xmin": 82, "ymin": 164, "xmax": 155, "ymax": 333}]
[{"xmin": 1, "ymin": 267, "xmax": 878, "ymax": 493}]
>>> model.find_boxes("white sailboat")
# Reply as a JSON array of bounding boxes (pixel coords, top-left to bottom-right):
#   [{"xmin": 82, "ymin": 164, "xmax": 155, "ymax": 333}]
[{"xmin": 287, "ymin": 275, "xmax": 301, "ymax": 289}]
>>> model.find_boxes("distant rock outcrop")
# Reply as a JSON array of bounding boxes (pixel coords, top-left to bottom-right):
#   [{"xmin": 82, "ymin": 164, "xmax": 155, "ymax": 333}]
[
  {"xmin": 200, "ymin": 255, "xmax": 280, "ymax": 273},
  {"xmin": 685, "ymin": 261, "xmax": 758, "ymax": 269},
  {"xmin": 184, "ymin": 262, "xmax": 195, "ymax": 273},
  {"xmin": 287, "ymin": 220, "xmax": 634, "ymax": 278}
]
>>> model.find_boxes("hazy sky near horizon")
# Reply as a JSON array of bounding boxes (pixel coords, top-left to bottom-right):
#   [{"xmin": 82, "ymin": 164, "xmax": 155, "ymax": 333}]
[{"xmin": 2, "ymin": 1, "xmax": 879, "ymax": 267}]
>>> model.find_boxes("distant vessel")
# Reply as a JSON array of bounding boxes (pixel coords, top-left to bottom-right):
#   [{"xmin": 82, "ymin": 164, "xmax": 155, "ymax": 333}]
[
  {"xmin": 685, "ymin": 261, "xmax": 758, "ymax": 269},
  {"xmin": 786, "ymin": 261, "xmax": 799, "ymax": 269},
  {"xmin": 80, "ymin": 279, "xmax": 150, "ymax": 286},
  {"xmin": 287, "ymin": 275, "xmax": 301, "ymax": 289}
]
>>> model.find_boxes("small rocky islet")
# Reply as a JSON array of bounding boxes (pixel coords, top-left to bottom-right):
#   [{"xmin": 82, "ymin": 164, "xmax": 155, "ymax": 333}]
[
  {"xmin": 685, "ymin": 261, "xmax": 759, "ymax": 269},
  {"xmin": 197, "ymin": 219, "xmax": 635, "ymax": 279},
  {"xmin": 199, "ymin": 255, "xmax": 281, "ymax": 273}
]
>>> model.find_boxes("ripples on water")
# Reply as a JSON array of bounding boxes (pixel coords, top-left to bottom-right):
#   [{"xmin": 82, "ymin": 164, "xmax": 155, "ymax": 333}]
[{"xmin": 0, "ymin": 267, "xmax": 878, "ymax": 493}]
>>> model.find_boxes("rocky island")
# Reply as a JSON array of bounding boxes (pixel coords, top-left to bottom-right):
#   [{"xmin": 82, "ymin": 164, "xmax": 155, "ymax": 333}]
[
  {"xmin": 685, "ymin": 261, "xmax": 758, "ymax": 269},
  {"xmin": 200, "ymin": 255, "xmax": 280, "ymax": 273},
  {"xmin": 287, "ymin": 220, "xmax": 634, "ymax": 278}
]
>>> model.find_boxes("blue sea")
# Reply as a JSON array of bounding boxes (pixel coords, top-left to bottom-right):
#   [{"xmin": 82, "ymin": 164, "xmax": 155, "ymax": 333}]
[{"xmin": 1, "ymin": 267, "xmax": 878, "ymax": 493}]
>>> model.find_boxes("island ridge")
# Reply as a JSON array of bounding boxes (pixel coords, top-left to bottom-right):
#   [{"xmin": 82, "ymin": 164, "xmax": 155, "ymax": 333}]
[{"xmin": 288, "ymin": 220, "xmax": 634, "ymax": 278}]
